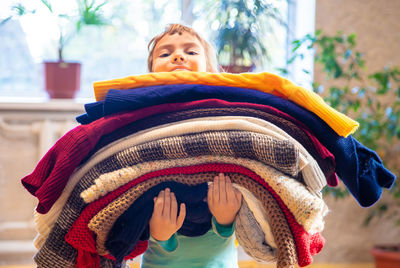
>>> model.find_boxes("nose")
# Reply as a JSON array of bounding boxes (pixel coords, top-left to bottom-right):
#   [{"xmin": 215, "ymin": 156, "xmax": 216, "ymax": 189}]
[{"xmin": 172, "ymin": 52, "xmax": 186, "ymax": 63}]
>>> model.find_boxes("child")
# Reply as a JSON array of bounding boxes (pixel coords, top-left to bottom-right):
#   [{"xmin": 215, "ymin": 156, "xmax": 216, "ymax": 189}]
[{"xmin": 141, "ymin": 24, "xmax": 243, "ymax": 267}]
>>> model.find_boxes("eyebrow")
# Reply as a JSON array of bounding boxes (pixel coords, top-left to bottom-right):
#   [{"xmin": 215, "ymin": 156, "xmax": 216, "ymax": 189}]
[{"xmin": 155, "ymin": 42, "xmax": 202, "ymax": 54}]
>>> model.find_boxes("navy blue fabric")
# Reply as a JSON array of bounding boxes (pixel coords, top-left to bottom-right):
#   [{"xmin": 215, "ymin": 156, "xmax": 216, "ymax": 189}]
[
  {"xmin": 76, "ymin": 84, "xmax": 396, "ymax": 207},
  {"xmin": 106, "ymin": 182, "xmax": 210, "ymax": 263}
]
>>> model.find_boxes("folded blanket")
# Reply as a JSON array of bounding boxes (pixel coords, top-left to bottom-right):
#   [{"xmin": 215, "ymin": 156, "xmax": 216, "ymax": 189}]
[{"xmin": 91, "ymin": 72, "xmax": 358, "ymax": 137}]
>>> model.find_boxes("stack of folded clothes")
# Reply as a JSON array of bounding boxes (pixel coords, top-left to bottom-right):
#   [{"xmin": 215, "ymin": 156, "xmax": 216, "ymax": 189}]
[{"xmin": 21, "ymin": 72, "xmax": 396, "ymax": 268}]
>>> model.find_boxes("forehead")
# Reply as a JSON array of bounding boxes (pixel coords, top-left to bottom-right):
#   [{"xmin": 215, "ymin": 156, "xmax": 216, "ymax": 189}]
[{"xmin": 154, "ymin": 31, "xmax": 204, "ymax": 50}]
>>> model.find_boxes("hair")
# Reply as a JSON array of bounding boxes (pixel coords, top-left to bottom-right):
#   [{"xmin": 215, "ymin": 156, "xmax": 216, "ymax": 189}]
[{"xmin": 147, "ymin": 23, "xmax": 219, "ymax": 73}]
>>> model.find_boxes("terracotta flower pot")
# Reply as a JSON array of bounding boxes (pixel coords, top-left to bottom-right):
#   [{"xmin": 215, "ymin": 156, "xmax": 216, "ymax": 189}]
[
  {"xmin": 370, "ymin": 244, "xmax": 400, "ymax": 268},
  {"xmin": 44, "ymin": 61, "xmax": 81, "ymax": 99}
]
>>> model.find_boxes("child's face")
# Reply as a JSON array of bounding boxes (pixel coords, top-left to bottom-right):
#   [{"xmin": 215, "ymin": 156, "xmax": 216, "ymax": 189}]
[{"xmin": 152, "ymin": 32, "xmax": 207, "ymax": 72}]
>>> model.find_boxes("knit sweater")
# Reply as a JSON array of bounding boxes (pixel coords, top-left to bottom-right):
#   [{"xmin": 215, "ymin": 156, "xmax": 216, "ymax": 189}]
[{"xmin": 91, "ymin": 72, "xmax": 358, "ymax": 137}]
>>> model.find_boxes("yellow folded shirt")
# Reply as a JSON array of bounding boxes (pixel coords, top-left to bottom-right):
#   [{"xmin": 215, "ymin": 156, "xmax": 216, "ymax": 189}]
[{"xmin": 93, "ymin": 71, "xmax": 359, "ymax": 137}]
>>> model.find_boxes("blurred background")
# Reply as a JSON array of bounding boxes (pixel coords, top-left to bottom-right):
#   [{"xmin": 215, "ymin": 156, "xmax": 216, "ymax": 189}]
[{"xmin": 0, "ymin": 0, "xmax": 399, "ymax": 267}]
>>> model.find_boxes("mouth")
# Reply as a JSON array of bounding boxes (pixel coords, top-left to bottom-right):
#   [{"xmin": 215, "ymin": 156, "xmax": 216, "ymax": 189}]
[{"xmin": 171, "ymin": 67, "xmax": 191, "ymax": 72}]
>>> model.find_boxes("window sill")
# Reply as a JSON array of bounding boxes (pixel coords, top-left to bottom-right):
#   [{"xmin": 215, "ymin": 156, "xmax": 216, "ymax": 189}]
[{"xmin": 0, "ymin": 97, "xmax": 92, "ymax": 113}]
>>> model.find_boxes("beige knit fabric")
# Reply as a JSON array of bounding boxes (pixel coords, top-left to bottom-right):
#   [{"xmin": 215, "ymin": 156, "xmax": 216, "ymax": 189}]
[
  {"xmin": 88, "ymin": 171, "xmax": 297, "ymax": 268},
  {"xmin": 84, "ymin": 155, "xmax": 327, "ymax": 234},
  {"xmin": 235, "ymin": 184, "xmax": 277, "ymax": 248}
]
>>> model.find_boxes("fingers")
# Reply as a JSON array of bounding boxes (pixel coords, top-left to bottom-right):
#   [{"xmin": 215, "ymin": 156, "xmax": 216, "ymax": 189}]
[
  {"xmin": 209, "ymin": 174, "xmax": 234, "ymax": 205},
  {"xmin": 163, "ymin": 188, "xmax": 171, "ymax": 219},
  {"xmin": 153, "ymin": 190, "xmax": 165, "ymax": 217},
  {"xmin": 219, "ymin": 173, "xmax": 227, "ymax": 203},
  {"xmin": 207, "ymin": 183, "xmax": 214, "ymax": 207},
  {"xmin": 176, "ymin": 203, "xmax": 186, "ymax": 228},
  {"xmin": 214, "ymin": 175, "xmax": 220, "ymax": 203},
  {"xmin": 170, "ymin": 191, "xmax": 178, "ymax": 224}
]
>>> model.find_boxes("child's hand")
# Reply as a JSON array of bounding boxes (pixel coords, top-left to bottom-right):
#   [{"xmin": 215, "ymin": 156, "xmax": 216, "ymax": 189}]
[
  {"xmin": 149, "ymin": 188, "xmax": 186, "ymax": 241},
  {"xmin": 207, "ymin": 173, "xmax": 242, "ymax": 225}
]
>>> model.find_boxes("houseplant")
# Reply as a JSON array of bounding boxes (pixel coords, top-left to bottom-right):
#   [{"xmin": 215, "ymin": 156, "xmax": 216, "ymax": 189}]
[
  {"xmin": 284, "ymin": 30, "xmax": 400, "ymax": 268},
  {"xmin": 2, "ymin": 0, "xmax": 111, "ymax": 98},
  {"xmin": 197, "ymin": 0, "xmax": 286, "ymax": 73}
]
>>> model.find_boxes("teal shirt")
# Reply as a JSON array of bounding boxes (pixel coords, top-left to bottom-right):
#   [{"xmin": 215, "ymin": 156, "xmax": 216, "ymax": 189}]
[{"xmin": 141, "ymin": 217, "xmax": 238, "ymax": 268}]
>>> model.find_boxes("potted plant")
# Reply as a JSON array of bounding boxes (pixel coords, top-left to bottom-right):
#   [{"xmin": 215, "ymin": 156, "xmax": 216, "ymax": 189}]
[
  {"xmin": 2, "ymin": 0, "xmax": 111, "ymax": 98},
  {"xmin": 285, "ymin": 30, "xmax": 400, "ymax": 268},
  {"xmin": 198, "ymin": 0, "xmax": 286, "ymax": 73}
]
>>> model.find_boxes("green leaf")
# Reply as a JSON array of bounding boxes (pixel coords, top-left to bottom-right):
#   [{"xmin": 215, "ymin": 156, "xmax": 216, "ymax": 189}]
[
  {"xmin": 0, "ymin": 16, "xmax": 12, "ymax": 26},
  {"xmin": 40, "ymin": 0, "xmax": 53, "ymax": 13},
  {"xmin": 347, "ymin": 33, "xmax": 356, "ymax": 46},
  {"xmin": 276, "ymin": 67, "xmax": 288, "ymax": 75}
]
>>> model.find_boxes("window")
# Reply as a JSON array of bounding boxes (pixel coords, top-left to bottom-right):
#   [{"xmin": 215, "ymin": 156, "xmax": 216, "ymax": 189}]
[{"xmin": 0, "ymin": 0, "xmax": 314, "ymax": 101}]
